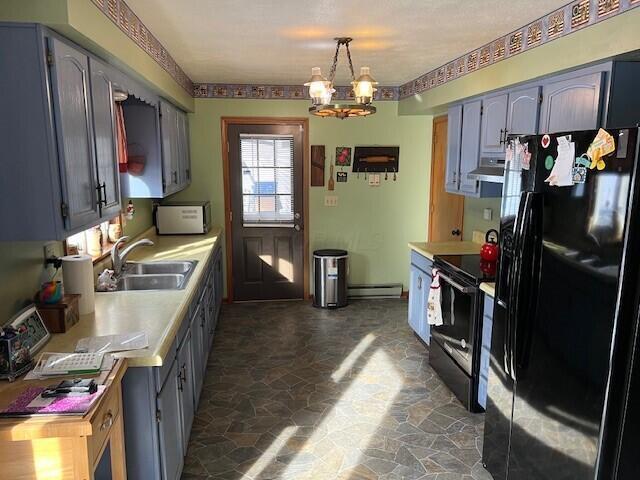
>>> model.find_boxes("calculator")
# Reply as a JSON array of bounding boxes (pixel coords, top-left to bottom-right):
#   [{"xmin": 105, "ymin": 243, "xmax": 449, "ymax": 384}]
[{"xmin": 39, "ymin": 352, "xmax": 104, "ymax": 376}]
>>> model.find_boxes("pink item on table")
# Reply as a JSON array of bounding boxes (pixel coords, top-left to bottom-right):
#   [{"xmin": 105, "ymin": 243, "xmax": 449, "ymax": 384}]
[{"xmin": 0, "ymin": 385, "xmax": 105, "ymax": 416}]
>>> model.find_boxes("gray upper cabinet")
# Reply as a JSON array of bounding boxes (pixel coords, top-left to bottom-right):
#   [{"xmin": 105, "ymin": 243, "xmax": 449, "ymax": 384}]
[
  {"xmin": 177, "ymin": 110, "xmax": 191, "ymax": 187},
  {"xmin": 507, "ymin": 86, "xmax": 541, "ymax": 135},
  {"xmin": 160, "ymin": 101, "xmax": 180, "ymax": 195},
  {"xmin": 539, "ymin": 71, "xmax": 604, "ymax": 134},
  {"xmin": 48, "ymin": 37, "xmax": 101, "ymax": 231},
  {"xmin": 89, "ymin": 58, "xmax": 121, "ymax": 220},
  {"xmin": 480, "ymin": 93, "xmax": 508, "ymax": 155},
  {"xmin": 445, "ymin": 104, "xmax": 462, "ymax": 193},
  {"xmin": 459, "ymin": 99, "xmax": 482, "ymax": 195},
  {"xmin": 0, "ymin": 24, "xmax": 124, "ymax": 240}
]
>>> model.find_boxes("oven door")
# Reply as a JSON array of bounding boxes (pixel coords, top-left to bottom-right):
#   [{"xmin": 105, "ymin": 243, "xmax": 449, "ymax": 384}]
[{"xmin": 431, "ymin": 271, "xmax": 478, "ymax": 376}]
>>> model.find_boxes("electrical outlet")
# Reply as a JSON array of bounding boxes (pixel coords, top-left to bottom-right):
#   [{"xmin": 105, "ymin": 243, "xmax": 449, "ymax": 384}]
[
  {"xmin": 368, "ymin": 174, "xmax": 381, "ymax": 186},
  {"xmin": 44, "ymin": 242, "xmax": 58, "ymax": 261},
  {"xmin": 324, "ymin": 195, "xmax": 338, "ymax": 207},
  {"xmin": 483, "ymin": 208, "xmax": 493, "ymax": 221}
]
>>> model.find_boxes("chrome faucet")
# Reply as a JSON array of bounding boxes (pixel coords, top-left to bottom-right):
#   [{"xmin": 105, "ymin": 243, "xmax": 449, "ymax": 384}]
[{"xmin": 111, "ymin": 236, "xmax": 155, "ymax": 275}]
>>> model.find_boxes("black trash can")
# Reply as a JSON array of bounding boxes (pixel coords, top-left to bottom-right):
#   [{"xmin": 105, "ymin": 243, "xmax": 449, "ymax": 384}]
[{"xmin": 313, "ymin": 249, "xmax": 348, "ymax": 308}]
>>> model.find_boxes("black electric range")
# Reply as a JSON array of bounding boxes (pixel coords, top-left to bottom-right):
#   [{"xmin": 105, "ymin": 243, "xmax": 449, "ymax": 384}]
[{"xmin": 429, "ymin": 254, "xmax": 496, "ymax": 412}]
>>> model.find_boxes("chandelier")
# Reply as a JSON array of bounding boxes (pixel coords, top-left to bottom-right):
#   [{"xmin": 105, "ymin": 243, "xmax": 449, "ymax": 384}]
[{"xmin": 304, "ymin": 37, "xmax": 378, "ymax": 119}]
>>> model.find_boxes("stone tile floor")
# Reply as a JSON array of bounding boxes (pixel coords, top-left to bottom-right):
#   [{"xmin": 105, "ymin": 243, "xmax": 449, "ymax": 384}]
[{"xmin": 182, "ymin": 299, "xmax": 493, "ymax": 480}]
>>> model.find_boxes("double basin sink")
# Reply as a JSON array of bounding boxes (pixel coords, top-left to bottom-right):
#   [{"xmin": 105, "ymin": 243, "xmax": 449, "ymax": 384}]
[{"xmin": 114, "ymin": 260, "xmax": 198, "ymax": 291}]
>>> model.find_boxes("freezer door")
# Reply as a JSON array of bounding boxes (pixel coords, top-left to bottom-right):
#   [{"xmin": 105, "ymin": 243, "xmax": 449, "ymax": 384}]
[{"xmin": 507, "ymin": 129, "xmax": 637, "ymax": 479}]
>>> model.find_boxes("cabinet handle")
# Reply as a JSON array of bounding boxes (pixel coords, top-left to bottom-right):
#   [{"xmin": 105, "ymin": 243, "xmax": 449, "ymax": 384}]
[
  {"xmin": 172, "ymin": 171, "xmax": 178, "ymax": 184},
  {"xmin": 100, "ymin": 410, "xmax": 113, "ymax": 431},
  {"xmin": 100, "ymin": 183, "xmax": 108, "ymax": 206},
  {"xmin": 417, "ymin": 276, "xmax": 422, "ymax": 290}
]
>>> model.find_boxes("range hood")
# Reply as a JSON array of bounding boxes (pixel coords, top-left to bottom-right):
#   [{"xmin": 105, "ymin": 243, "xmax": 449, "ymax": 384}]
[{"xmin": 467, "ymin": 157, "xmax": 505, "ymax": 183}]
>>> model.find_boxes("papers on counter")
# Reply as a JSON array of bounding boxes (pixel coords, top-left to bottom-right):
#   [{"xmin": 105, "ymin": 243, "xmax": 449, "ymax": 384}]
[{"xmin": 75, "ymin": 332, "xmax": 149, "ymax": 354}]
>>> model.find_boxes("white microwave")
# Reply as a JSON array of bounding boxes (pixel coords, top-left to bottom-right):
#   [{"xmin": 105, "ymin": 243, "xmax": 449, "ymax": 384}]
[{"xmin": 155, "ymin": 201, "xmax": 211, "ymax": 235}]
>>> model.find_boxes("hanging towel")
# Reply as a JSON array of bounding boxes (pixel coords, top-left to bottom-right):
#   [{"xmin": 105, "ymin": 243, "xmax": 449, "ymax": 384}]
[
  {"xmin": 427, "ymin": 268, "xmax": 443, "ymax": 326},
  {"xmin": 115, "ymin": 103, "xmax": 128, "ymax": 172}
]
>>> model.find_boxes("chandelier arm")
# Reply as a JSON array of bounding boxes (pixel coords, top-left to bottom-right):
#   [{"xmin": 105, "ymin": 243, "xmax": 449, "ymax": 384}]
[
  {"xmin": 344, "ymin": 41, "xmax": 356, "ymax": 81},
  {"xmin": 328, "ymin": 40, "xmax": 341, "ymax": 83}
]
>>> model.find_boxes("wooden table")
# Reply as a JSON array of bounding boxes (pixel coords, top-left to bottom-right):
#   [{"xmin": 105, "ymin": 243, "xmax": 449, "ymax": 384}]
[{"xmin": 0, "ymin": 359, "xmax": 128, "ymax": 480}]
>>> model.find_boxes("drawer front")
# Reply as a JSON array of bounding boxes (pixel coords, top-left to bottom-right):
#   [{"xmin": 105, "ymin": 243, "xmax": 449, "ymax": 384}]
[
  {"xmin": 411, "ymin": 250, "xmax": 433, "ymax": 274},
  {"xmin": 89, "ymin": 383, "xmax": 122, "ymax": 465}
]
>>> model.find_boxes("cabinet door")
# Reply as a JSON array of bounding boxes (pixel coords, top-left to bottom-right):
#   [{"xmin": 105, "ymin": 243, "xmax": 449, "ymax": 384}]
[
  {"xmin": 459, "ymin": 100, "xmax": 482, "ymax": 195},
  {"xmin": 481, "ymin": 93, "xmax": 508, "ymax": 155},
  {"xmin": 445, "ymin": 104, "xmax": 462, "ymax": 193},
  {"xmin": 176, "ymin": 110, "xmax": 191, "ymax": 188},
  {"xmin": 89, "ymin": 58, "xmax": 121, "ymax": 219},
  {"xmin": 408, "ymin": 265, "xmax": 423, "ymax": 335},
  {"xmin": 540, "ymin": 71, "xmax": 604, "ymax": 134},
  {"xmin": 214, "ymin": 251, "xmax": 223, "ymax": 315},
  {"xmin": 157, "ymin": 360, "xmax": 184, "ymax": 480},
  {"xmin": 177, "ymin": 330, "xmax": 195, "ymax": 452},
  {"xmin": 478, "ymin": 295, "xmax": 494, "ymax": 409},
  {"xmin": 160, "ymin": 101, "xmax": 179, "ymax": 195},
  {"xmin": 419, "ymin": 269, "xmax": 432, "ymax": 345},
  {"xmin": 507, "ymin": 86, "xmax": 541, "ymax": 136},
  {"xmin": 190, "ymin": 301, "xmax": 205, "ymax": 400},
  {"xmin": 48, "ymin": 37, "xmax": 100, "ymax": 230}
]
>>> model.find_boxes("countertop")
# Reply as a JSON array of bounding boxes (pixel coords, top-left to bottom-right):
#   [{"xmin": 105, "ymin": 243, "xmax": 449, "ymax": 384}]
[
  {"xmin": 40, "ymin": 227, "xmax": 222, "ymax": 368},
  {"xmin": 480, "ymin": 282, "xmax": 495, "ymax": 297},
  {"xmin": 408, "ymin": 241, "xmax": 481, "ymax": 261}
]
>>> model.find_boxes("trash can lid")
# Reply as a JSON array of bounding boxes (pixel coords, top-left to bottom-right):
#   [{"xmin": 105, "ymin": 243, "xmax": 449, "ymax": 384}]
[{"xmin": 314, "ymin": 249, "xmax": 348, "ymax": 257}]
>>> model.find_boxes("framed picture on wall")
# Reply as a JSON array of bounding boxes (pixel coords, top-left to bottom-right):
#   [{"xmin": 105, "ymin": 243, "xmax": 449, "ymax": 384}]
[{"xmin": 335, "ymin": 147, "xmax": 352, "ymax": 166}]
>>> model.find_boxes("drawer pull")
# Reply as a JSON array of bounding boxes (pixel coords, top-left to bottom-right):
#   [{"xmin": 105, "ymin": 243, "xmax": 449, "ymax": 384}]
[{"xmin": 100, "ymin": 411, "xmax": 113, "ymax": 431}]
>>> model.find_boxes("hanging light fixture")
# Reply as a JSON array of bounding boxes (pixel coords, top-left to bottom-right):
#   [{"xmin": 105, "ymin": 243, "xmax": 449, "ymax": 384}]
[{"xmin": 304, "ymin": 37, "xmax": 377, "ymax": 119}]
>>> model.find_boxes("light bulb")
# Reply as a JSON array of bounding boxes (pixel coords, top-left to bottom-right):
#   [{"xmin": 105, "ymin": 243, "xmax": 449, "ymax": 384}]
[
  {"xmin": 304, "ymin": 67, "xmax": 333, "ymax": 105},
  {"xmin": 353, "ymin": 66, "xmax": 378, "ymax": 104}
]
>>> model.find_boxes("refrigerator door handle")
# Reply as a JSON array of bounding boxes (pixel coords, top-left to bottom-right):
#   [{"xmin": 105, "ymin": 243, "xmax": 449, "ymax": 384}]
[{"xmin": 511, "ymin": 192, "xmax": 543, "ymax": 377}]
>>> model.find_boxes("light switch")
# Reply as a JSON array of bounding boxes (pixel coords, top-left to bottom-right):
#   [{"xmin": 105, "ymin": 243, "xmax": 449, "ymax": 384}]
[
  {"xmin": 324, "ymin": 195, "xmax": 338, "ymax": 207},
  {"xmin": 368, "ymin": 174, "xmax": 381, "ymax": 186},
  {"xmin": 483, "ymin": 208, "xmax": 493, "ymax": 221}
]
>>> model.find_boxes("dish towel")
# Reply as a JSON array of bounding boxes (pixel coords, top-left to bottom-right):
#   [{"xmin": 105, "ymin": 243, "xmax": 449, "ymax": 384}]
[{"xmin": 427, "ymin": 269, "xmax": 443, "ymax": 326}]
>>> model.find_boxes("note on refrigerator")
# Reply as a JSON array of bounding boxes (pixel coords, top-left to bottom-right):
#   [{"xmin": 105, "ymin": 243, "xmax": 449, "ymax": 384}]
[
  {"xmin": 75, "ymin": 332, "xmax": 149, "ymax": 354},
  {"xmin": 545, "ymin": 136, "xmax": 575, "ymax": 187}
]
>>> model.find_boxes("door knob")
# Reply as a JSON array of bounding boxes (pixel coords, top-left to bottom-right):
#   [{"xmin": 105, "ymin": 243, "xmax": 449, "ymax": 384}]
[
  {"xmin": 294, "ymin": 225, "xmax": 301, "ymax": 231},
  {"xmin": 451, "ymin": 229, "xmax": 461, "ymax": 236}
]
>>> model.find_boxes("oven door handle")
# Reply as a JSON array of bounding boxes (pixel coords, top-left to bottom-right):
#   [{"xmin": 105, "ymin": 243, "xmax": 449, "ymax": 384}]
[{"xmin": 437, "ymin": 272, "xmax": 475, "ymax": 294}]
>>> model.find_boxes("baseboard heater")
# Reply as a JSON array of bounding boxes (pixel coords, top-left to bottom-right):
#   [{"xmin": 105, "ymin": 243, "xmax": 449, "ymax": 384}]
[{"xmin": 347, "ymin": 283, "xmax": 403, "ymax": 299}]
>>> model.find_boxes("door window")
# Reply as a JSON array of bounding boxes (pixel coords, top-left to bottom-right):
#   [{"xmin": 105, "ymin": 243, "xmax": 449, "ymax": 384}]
[{"xmin": 240, "ymin": 135, "xmax": 294, "ymax": 225}]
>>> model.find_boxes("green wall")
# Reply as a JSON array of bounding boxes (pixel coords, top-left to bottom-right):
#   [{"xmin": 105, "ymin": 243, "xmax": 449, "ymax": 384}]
[
  {"xmin": 172, "ymin": 100, "xmax": 431, "ymax": 293},
  {"xmin": 463, "ymin": 198, "xmax": 501, "ymax": 241}
]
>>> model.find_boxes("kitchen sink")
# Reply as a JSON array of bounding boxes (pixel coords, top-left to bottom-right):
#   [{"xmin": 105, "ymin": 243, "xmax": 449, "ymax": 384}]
[
  {"xmin": 123, "ymin": 260, "xmax": 197, "ymax": 275},
  {"xmin": 116, "ymin": 274, "xmax": 187, "ymax": 291}
]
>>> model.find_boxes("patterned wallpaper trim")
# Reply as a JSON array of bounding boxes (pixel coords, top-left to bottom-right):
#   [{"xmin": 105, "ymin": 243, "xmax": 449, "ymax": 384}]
[
  {"xmin": 90, "ymin": 0, "xmax": 193, "ymax": 94},
  {"xmin": 91, "ymin": 0, "xmax": 637, "ymax": 101},
  {"xmin": 192, "ymin": 83, "xmax": 400, "ymax": 101},
  {"xmin": 399, "ymin": 0, "xmax": 640, "ymax": 99}
]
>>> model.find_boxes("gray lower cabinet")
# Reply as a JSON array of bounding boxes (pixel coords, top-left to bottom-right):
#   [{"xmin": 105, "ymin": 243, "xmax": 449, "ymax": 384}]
[
  {"xmin": 539, "ymin": 71, "xmax": 604, "ymax": 133},
  {"xmin": 122, "ymin": 243, "xmax": 223, "ymax": 480},
  {"xmin": 478, "ymin": 294, "xmax": 494, "ymax": 409},
  {"xmin": 157, "ymin": 360, "xmax": 184, "ymax": 480},
  {"xmin": 408, "ymin": 251, "xmax": 433, "ymax": 345}
]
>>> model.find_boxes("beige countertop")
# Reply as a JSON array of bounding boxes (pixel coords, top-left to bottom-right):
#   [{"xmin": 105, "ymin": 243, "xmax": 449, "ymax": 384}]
[
  {"xmin": 41, "ymin": 227, "xmax": 222, "ymax": 368},
  {"xmin": 480, "ymin": 282, "xmax": 495, "ymax": 297},
  {"xmin": 408, "ymin": 241, "xmax": 481, "ymax": 261}
]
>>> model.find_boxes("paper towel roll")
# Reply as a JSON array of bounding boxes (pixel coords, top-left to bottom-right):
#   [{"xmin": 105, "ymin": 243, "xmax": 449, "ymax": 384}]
[{"xmin": 62, "ymin": 255, "xmax": 95, "ymax": 315}]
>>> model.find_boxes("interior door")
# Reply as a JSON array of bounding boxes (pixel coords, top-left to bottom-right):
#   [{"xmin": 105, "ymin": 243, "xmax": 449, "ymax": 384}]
[
  {"xmin": 48, "ymin": 37, "xmax": 100, "ymax": 230},
  {"xmin": 228, "ymin": 123, "xmax": 305, "ymax": 301},
  {"xmin": 89, "ymin": 58, "xmax": 121, "ymax": 219},
  {"xmin": 430, "ymin": 116, "xmax": 464, "ymax": 241}
]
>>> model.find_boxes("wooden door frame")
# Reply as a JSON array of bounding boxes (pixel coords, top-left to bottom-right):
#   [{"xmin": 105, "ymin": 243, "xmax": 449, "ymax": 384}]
[
  {"xmin": 428, "ymin": 115, "xmax": 464, "ymax": 241},
  {"xmin": 221, "ymin": 117, "xmax": 310, "ymax": 302}
]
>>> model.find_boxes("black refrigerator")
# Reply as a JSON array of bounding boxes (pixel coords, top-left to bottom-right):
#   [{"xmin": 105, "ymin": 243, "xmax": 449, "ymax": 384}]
[{"xmin": 482, "ymin": 128, "xmax": 640, "ymax": 480}]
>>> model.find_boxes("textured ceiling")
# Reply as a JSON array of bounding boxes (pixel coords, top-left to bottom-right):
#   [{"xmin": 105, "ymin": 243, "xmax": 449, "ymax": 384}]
[{"xmin": 126, "ymin": 0, "xmax": 570, "ymax": 86}]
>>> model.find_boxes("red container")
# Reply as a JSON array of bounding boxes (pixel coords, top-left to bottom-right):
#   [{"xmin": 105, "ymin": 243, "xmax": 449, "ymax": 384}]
[{"xmin": 480, "ymin": 229, "xmax": 500, "ymax": 262}]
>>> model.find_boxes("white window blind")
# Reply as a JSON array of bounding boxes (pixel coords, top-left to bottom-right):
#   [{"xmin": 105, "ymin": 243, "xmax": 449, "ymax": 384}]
[{"xmin": 240, "ymin": 134, "xmax": 294, "ymax": 225}]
